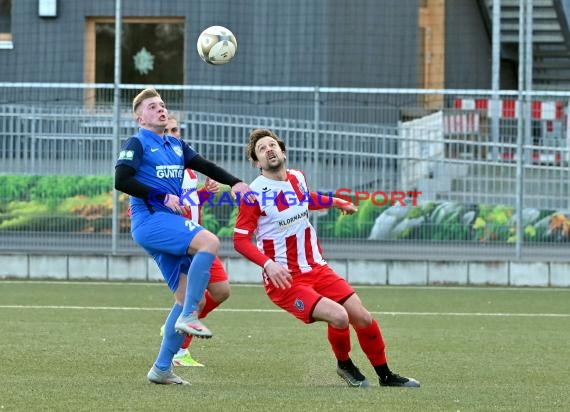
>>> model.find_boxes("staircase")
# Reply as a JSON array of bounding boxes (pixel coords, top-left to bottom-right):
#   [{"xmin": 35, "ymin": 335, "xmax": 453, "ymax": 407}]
[{"xmin": 479, "ymin": 0, "xmax": 570, "ymax": 90}]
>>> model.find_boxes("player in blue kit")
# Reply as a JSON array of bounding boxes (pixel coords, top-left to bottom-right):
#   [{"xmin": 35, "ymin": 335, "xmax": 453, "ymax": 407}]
[{"xmin": 114, "ymin": 87, "xmax": 253, "ymax": 385}]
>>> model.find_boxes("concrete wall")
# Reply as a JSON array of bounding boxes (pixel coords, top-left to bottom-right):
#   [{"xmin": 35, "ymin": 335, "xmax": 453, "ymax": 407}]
[{"xmin": 1, "ymin": 253, "xmax": 569, "ymax": 287}]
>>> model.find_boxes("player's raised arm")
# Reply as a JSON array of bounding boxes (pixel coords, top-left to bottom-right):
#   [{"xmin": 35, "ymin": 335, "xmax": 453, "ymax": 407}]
[
  {"xmin": 307, "ymin": 192, "xmax": 358, "ymax": 215},
  {"xmin": 184, "ymin": 150, "xmax": 255, "ymax": 202}
]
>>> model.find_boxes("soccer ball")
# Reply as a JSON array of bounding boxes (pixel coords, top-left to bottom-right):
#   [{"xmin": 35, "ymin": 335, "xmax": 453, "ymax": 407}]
[{"xmin": 196, "ymin": 26, "xmax": 237, "ymax": 65}]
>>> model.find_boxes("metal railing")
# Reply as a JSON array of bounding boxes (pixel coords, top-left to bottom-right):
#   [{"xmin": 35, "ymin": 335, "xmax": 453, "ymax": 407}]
[{"xmin": 1, "ymin": 84, "xmax": 570, "ymax": 260}]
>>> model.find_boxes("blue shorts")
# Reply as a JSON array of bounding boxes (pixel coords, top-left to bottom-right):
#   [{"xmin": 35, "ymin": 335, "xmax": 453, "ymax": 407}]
[{"xmin": 131, "ymin": 212, "xmax": 204, "ymax": 292}]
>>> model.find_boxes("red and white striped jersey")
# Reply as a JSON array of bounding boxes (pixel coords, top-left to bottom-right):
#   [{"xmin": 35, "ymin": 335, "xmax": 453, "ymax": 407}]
[
  {"xmin": 181, "ymin": 168, "xmax": 202, "ymax": 224},
  {"xmin": 233, "ymin": 169, "xmax": 326, "ymax": 275}
]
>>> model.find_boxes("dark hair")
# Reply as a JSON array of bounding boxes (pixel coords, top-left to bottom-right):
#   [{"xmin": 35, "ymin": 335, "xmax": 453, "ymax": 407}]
[{"xmin": 247, "ymin": 128, "xmax": 286, "ymax": 162}]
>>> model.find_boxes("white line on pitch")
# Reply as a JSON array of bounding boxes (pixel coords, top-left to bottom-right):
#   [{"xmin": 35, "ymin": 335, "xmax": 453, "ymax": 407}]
[
  {"xmin": 0, "ymin": 305, "xmax": 568, "ymax": 317},
  {"xmin": 1, "ymin": 279, "xmax": 569, "ymax": 292}
]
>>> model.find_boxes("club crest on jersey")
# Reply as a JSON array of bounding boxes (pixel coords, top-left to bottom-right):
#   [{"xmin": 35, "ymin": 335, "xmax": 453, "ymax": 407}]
[
  {"xmin": 297, "ymin": 182, "xmax": 306, "ymax": 193},
  {"xmin": 294, "ymin": 298, "xmax": 305, "ymax": 312},
  {"xmin": 173, "ymin": 146, "xmax": 183, "ymax": 157}
]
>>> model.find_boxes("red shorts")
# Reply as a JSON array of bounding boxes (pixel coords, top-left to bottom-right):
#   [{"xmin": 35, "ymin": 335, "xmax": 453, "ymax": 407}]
[
  {"xmin": 209, "ymin": 256, "xmax": 228, "ymax": 283},
  {"xmin": 264, "ymin": 264, "xmax": 355, "ymax": 324}
]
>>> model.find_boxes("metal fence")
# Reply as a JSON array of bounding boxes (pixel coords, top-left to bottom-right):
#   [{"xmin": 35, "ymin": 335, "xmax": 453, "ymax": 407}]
[{"xmin": 1, "ymin": 84, "xmax": 570, "ymax": 260}]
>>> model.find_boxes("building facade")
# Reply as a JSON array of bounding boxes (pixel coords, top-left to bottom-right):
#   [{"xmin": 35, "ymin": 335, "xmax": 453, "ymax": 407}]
[{"xmin": 0, "ymin": 0, "xmax": 496, "ymax": 90}]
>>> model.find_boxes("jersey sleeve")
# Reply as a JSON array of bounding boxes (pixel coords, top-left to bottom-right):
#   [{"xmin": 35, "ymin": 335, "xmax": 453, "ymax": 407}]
[
  {"xmin": 308, "ymin": 191, "xmax": 334, "ymax": 210},
  {"xmin": 187, "ymin": 155, "xmax": 242, "ymax": 187},
  {"xmin": 115, "ymin": 137, "xmax": 143, "ymax": 171},
  {"xmin": 233, "ymin": 200, "xmax": 271, "ymax": 267}
]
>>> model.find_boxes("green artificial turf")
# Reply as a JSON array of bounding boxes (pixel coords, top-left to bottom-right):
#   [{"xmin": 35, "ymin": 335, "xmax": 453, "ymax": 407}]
[{"xmin": 0, "ymin": 281, "xmax": 568, "ymax": 411}]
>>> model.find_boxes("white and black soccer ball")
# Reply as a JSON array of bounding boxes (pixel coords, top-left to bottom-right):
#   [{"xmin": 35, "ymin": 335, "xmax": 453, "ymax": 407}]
[{"xmin": 196, "ymin": 25, "xmax": 237, "ymax": 65}]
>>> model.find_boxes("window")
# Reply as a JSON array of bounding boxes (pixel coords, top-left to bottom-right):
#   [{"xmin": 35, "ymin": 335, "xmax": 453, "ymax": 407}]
[
  {"xmin": 0, "ymin": 0, "xmax": 12, "ymax": 49},
  {"xmin": 85, "ymin": 17, "xmax": 185, "ymax": 105}
]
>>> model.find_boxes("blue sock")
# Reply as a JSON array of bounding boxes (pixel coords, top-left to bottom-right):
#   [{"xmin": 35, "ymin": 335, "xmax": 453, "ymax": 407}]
[
  {"xmin": 182, "ymin": 251, "xmax": 215, "ymax": 317},
  {"xmin": 154, "ymin": 303, "xmax": 185, "ymax": 371}
]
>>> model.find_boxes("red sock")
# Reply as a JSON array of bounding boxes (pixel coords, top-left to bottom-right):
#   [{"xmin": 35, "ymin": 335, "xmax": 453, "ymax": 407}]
[
  {"xmin": 327, "ymin": 325, "xmax": 351, "ymax": 361},
  {"xmin": 180, "ymin": 334, "xmax": 192, "ymax": 349},
  {"xmin": 354, "ymin": 319, "xmax": 387, "ymax": 366},
  {"xmin": 198, "ymin": 290, "xmax": 220, "ymax": 319},
  {"xmin": 181, "ymin": 291, "xmax": 221, "ymax": 350}
]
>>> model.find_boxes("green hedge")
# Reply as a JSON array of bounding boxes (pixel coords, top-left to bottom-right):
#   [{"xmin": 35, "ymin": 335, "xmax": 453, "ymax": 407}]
[
  {"xmin": 0, "ymin": 175, "xmax": 112, "ymax": 207},
  {"xmin": 0, "ymin": 175, "xmax": 119, "ymax": 232}
]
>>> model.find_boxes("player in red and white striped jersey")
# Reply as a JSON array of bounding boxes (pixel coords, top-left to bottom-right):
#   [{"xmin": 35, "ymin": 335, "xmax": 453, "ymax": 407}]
[
  {"xmin": 164, "ymin": 116, "xmax": 230, "ymax": 367},
  {"xmin": 234, "ymin": 128, "xmax": 420, "ymax": 388}
]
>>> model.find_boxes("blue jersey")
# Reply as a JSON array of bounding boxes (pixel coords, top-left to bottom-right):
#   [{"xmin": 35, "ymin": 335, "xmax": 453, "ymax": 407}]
[{"xmin": 116, "ymin": 128, "xmax": 198, "ymax": 226}]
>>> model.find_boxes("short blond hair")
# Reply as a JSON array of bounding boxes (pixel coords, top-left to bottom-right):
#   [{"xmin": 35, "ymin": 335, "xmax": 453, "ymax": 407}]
[{"xmin": 132, "ymin": 87, "xmax": 161, "ymax": 114}]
